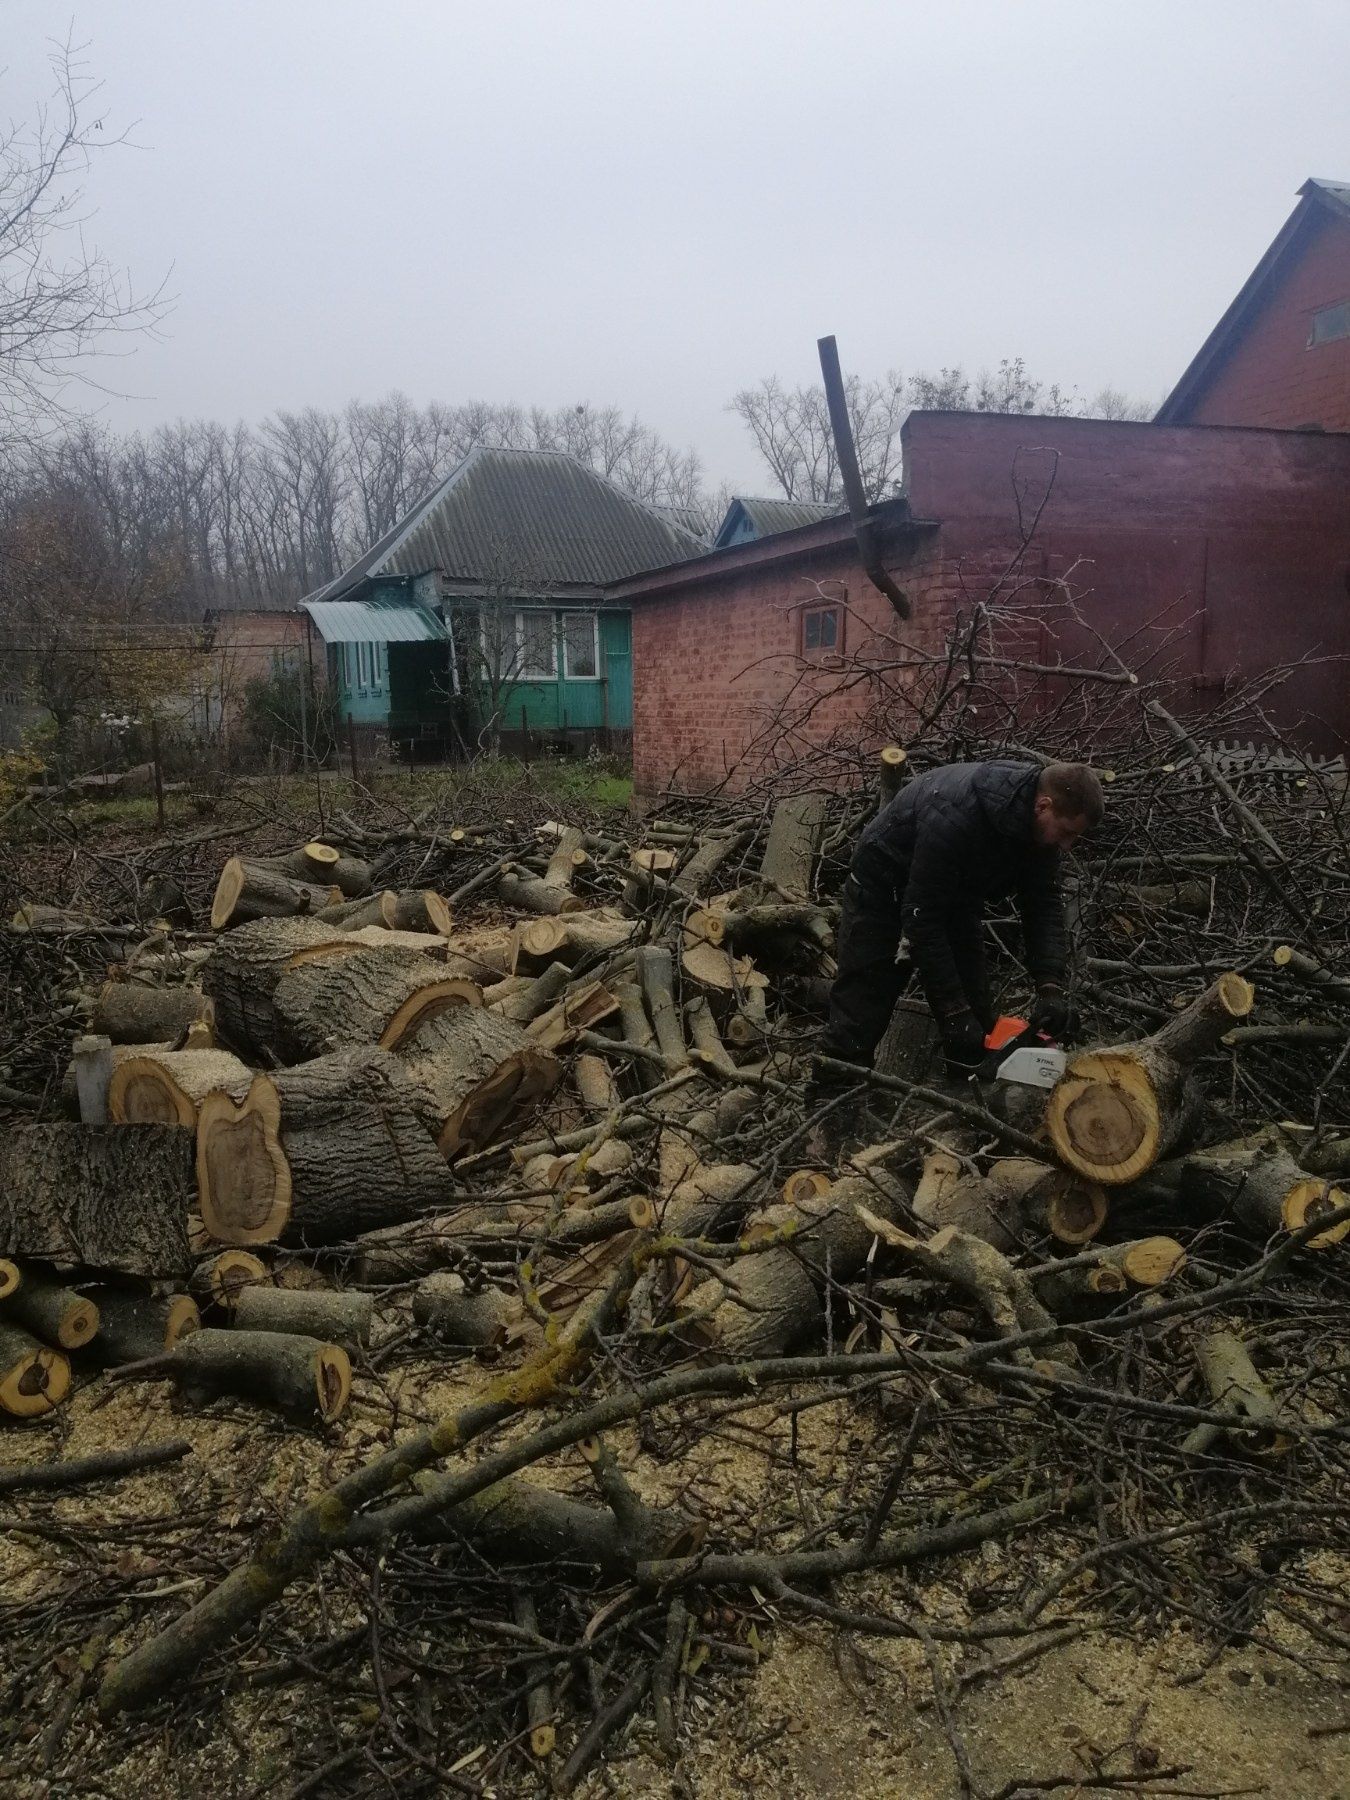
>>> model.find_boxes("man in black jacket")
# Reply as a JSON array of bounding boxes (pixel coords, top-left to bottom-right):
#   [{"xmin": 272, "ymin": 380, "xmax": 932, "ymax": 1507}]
[{"xmin": 816, "ymin": 760, "xmax": 1103, "ymax": 1106}]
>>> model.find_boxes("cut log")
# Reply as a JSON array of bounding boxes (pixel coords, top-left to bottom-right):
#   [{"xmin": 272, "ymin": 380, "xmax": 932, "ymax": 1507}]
[
  {"xmin": 913, "ymin": 1152, "xmax": 1018, "ymax": 1251},
  {"xmin": 4, "ymin": 1271, "xmax": 99, "ymax": 1349},
  {"xmin": 343, "ymin": 925, "xmax": 511, "ymax": 983},
  {"xmin": 489, "ymin": 963, "xmax": 572, "ymax": 1024},
  {"xmin": 673, "ymin": 827, "xmax": 753, "ymax": 899},
  {"xmin": 574, "ymin": 1053, "xmax": 621, "ymax": 1115},
  {"xmin": 92, "ymin": 983, "xmax": 214, "ymax": 1046},
  {"xmin": 315, "ymin": 891, "xmax": 398, "ymax": 930},
  {"xmin": 395, "ymin": 1006, "xmax": 562, "ymax": 1159},
  {"xmin": 665, "ymin": 1162, "xmax": 759, "ymax": 1238},
  {"xmin": 0, "ymin": 1323, "xmax": 70, "ymax": 1417},
  {"xmin": 210, "ymin": 858, "xmax": 341, "ymax": 930},
  {"xmin": 1176, "ymin": 1137, "xmax": 1350, "ymax": 1249},
  {"xmin": 1033, "ymin": 1237, "xmax": 1186, "ymax": 1318},
  {"xmin": 11, "ymin": 902, "xmax": 98, "ymax": 931},
  {"xmin": 527, "ymin": 982, "xmax": 620, "ymax": 1054},
  {"xmin": 271, "ymin": 946, "xmax": 482, "ymax": 1060},
  {"xmin": 388, "ymin": 890, "xmax": 453, "ymax": 935},
  {"xmin": 637, "ymin": 945, "xmax": 687, "ymax": 1069},
  {"xmin": 234, "ymin": 1285, "xmax": 373, "ymax": 1350},
  {"xmin": 544, "ymin": 825, "xmax": 588, "ymax": 891},
  {"xmin": 71, "ymin": 1034, "xmax": 113, "ymax": 1124},
  {"xmin": 412, "ymin": 1273, "xmax": 514, "ymax": 1347},
  {"xmin": 685, "ymin": 1172, "xmax": 908, "ymax": 1358},
  {"xmin": 89, "ymin": 1287, "xmax": 200, "ymax": 1362},
  {"xmin": 1183, "ymin": 1327, "xmax": 1294, "ymax": 1459},
  {"xmin": 152, "ymin": 1328, "xmax": 350, "ymax": 1424},
  {"xmin": 714, "ymin": 901, "xmax": 834, "ymax": 956},
  {"xmin": 196, "ymin": 1051, "xmax": 450, "ymax": 1247},
  {"xmin": 725, "ymin": 984, "xmax": 769, "ymax": 1048},
  {"xmin": 0, "ymin": 1260, "xmax": 19, "ymax": 1301},
  {"xmin": 201, "ymin": 916, "xmax": 358, "ymax": 1059},
  {"xmin": 257, "ymin": 844, "xmax": 372, "ymax": 897},
  {"xmin": 508, "ymin": 912, "xmax": 636, "ymax": 975},
  {"xmin": 499, "ymin": 869, "xmax": 586, "ymax": 915},
  {"xmin": 986, "ymin": 1158, "xmax": 1109, "ymax": 1245},
  {"xmin": 0, "ymin": 1124, "xmax": 196, "ymax": 1279},
  {"xmin": 758, "ymin": 793, "xmax": 827, "ymax": 899},
  {"xmin": 191, "ymin": 1250, "xmax": 271, "ymax": 1312},
  {"xmin": 878, "ymin": 744, "xmax": 907, "ymax": 807},
  {"xmin": 1045, "ymin": 973, "xmax": 1254, "ymax": 1185},
  {"xmin": 347, "ymin": 1212, "xmax": 483, "ymax": 1286},
  {"xmin": 108, "ymin": 1048, "xmax": 253, "ymax": 1127},
  {"xmin": 679, "ymin": 910, "xmax": 769, "ymax": 998}
]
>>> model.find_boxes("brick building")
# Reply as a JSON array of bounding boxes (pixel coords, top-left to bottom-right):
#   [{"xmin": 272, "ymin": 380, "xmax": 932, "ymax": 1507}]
[
  {"xmin": 1158, "ymin": 178, "xmax": 1350, "ymax": 431},
  {"xmin": 613, "ymin": 411, "xmax": 1350, "ymax": 796}
]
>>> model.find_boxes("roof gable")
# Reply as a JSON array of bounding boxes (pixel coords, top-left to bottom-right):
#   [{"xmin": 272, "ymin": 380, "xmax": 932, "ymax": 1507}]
[
  {"xmin": 1157, "ymin": 178, "xmax": 1350, "ymax": 424},
  {"xmin": 712, "ymin": 495, "xmax": 842, "ymax": 549},
  {"xmin": 307, "ymin": 448, "xmax": 708, "ymax": 604}
]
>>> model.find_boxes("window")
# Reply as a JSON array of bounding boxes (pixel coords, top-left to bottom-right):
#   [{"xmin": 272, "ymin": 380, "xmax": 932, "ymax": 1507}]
[
  {"xmin": 342, "ymin": 643, "xmax": 354, "ymax": 686},
  {"xmin": 516, "ymin": 610, "xmax": 556, "ymax": 680},
  {"xmin": 562, "ymin": 611, "xmax": 599, "ymax": 678},
  {"xmin": 800, "ymin": 603, "xmax": 843, "ymax": 659},
  {"xmin": 356, "ymin": 642, "xmax": 369, "ymax": 688},
  {"xmin": 1309, "ymin": 300, "xmax": 1350, "ymax": 346}
]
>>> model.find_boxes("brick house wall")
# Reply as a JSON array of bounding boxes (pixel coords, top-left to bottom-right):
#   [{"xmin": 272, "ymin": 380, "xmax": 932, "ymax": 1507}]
[
  {"xmin": 204, "ymin": 609, "xmax": 323, "ymax": 735},
  {"xmin": 616, "ymin": 412, "xmax": 1350, "ymax": 796},
  {"xmin": 1178, "ymin": 208, "xmax": 1350, "ymax": 431}
]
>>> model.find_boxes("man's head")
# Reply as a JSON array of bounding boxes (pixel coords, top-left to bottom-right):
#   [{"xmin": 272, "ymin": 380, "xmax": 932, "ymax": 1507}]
[{"xmin": 1032, "ymin": 762, "xmax": 1104, "ymax": 850}]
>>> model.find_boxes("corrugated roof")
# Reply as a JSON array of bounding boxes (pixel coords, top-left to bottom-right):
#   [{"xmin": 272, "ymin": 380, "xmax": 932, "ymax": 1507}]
[
  {"xmin": 713, "ymin": 495, "xmax": 842, "ymax": 547},
  {"xmin": 305, "ymin": 448, "xmax": 708, "ymax": 604},
  {"xmin": 301, "ymin": 597, "xmax": 451, "ymax": 645},
  {"xmin": 1157, "ymin": 177, "xmax": 1350, "ymax": 424}
]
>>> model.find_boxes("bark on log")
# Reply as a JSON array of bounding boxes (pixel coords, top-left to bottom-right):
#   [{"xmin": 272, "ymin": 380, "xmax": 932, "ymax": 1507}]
[
  {"xmin": 196, "ymin": 1051, "xmax": 450, "ymax": 1247},
  {"xmin": 685, "ymin": 1172, "xmax": 908, "ymax": 1358},
  {"xmin": 234, "ymin": 1285, "xmax": 373, "ymax": 1350},
  {"xmin": 148, "ymin": 1328, "xmax": 351, "ymax": 1423},
  {"xmin": 388, "ymin": 890, "xmax": 453, "ymax": 935},
  {"xmin": 526, "ymin": 982, "xmax": 620, "ymax": 1054},
  {"xmin": 210, "ymin": 858, "xmax": 341, "ymax": 930},
  {"xmin": 637, "ymin": 946, "xmax": 687, "ymax": 1069},
  {"xmin": 271, "ymin": 946, "xmax": 482, "ymax": 1060},
  {"xmin": 912, "ymin": 1152, "xmax": 1018, "ymax": 1251},
  {"xmin": 412, "ymin": 1273, "xmax": 514, "ymax": 1347},
  {"xmin": 1176, "ymin": 1137, "xmax": 1350, "ymax": 1249},
  {"xmin": 1183, "ymin": 1327, "xmax": 1294, "ymax": 1458},
  {"xmin": 201, "ymin": 916, "xmax": 359, "ymax": 1059},
  {"xmin": 92, "ymin": 983, "xmax": 214, "ymax": 1046},
  {"xmin": 191, "ymin": 1250, "xmax": 271, "ymax": 1312},
  {"xmin": 88, "ymin": 1286, "xmax": 200, "ymax": 1362},
  {"xmin": 1045, "ymin": 973, "xmax": 1254, "ymax": 1185},
  {"xmin": 315, "ymin": 891, "xmax": 398, "ymax": 929},
  {"xmin": 347, "ymin": 1211, "xmax": 485, "ymax": 1286},
  {"xmin": 343, "ymin": 925, "xmax": 510, "ymax": 982},
  {"xmin": 0, "ymin": 1124, "xmax": 196, "ymax": 1278},
  {"xmin": 394, "ymin": 1006, "xmax": 562, "ymax": 1159},
  {"xmin": 543, "ymin": 826, "xmax": 588, "ymax": 891},
  {"xmin": 4, "ymin": 1270, "xmax": 100, "ymax": 1348},
  {"xmin": 758, "ymin": 793, "xmax": 826, "ymax": 899},
  {"xmin": 673, "ymin": 827, "xmax": 753, "ymax": 899},
  {"xmin": 508, "ymin": 912, "xmax": 636, "ymax": 976},
  {"xmin": 259, "ymin": 844, "xmax": 372, "ymax": 897},
  {"xmin": 489, "ymin": 962, "xmax": 571, "ymax": 1024},
  {"xmin": 0, "ymin": 1322, "xmax": 70, "ymax": 1417},
  {"xmin": 1033, "ymin": 1237, "xmax": 1186, "ymax": 1316},
  {"xmin": 499, "ymin": 869, "xmax": 586, "ymax": 916},
  {"xmin": 986, "ymin": 1158, "xmax": 1109, "ymax": 1246},
  {"xmin": 108, "ymin": 1048, "xmax": 253, "ymax": 1128},
  {"xmin": 684, "ymin": 996, "xmax": 734, "ymax": 1073},
  {"xmin": 574, "ymin": 1053, "xmax": 621, "ymax": 1114}
]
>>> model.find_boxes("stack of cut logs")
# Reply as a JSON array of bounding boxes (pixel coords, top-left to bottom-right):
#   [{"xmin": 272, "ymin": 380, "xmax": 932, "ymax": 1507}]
[{"xmin": 2, "ymin": 790, "xmax": 1348, "ymax": 1438}]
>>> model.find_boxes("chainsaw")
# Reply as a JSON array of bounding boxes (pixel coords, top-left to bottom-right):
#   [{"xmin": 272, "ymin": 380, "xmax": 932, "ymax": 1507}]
[{"xmin": 976, "ymin": 1015, "xmax": 1067, "ymax": 1088}]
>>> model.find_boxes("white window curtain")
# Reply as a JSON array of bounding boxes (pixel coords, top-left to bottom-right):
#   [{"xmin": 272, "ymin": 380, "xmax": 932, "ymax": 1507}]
[
  {"xmin": 516, "ymin": 610, "xmax": 557, "ymax": 680},
  {"xmin": 562, "ymin": 612, "xmax": 599, "ymax": 678}
]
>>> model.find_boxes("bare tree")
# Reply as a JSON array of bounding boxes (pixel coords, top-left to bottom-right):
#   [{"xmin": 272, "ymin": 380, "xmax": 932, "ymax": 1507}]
[{"xmin": 0, "ymin": 32, "xmax": 169, "ymax": 454}]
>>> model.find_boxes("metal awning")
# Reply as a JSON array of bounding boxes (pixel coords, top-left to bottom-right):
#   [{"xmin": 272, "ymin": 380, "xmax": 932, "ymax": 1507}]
[{"xmin": 301, "ymin": 597, "xmax": 451, "ymax": 645}]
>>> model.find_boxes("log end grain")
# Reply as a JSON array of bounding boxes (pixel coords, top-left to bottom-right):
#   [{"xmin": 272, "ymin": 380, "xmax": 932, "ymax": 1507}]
[
  {"xmin": 196, "ymin": 1076, "xmax": 291, "ymax": 1245},
  {"xmin": 1282, "ymin": 1178, "xmax": 1350, "ymax": 1249},
  {"xmin": 0, "ymin": 1327, "xmax": 70, "ymax": 1417}
]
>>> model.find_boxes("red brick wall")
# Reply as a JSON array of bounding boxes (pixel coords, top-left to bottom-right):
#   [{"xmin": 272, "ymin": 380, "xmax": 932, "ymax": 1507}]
[
  {"xmin": 207, "ymin": 610, "xmax": 323, "ymax": 732},
  {"xmin": 627, "ymin": 414, "xmax": 1350, "ymax": 795},
  {"xmin": 1183, "ymin": 210, "xmax": 1350, "ymax": 430}
]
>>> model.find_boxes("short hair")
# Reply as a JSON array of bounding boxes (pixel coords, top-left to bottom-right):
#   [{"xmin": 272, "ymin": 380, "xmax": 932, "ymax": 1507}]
[{"xmin": 1037, "ymin": 762, "xmax": 1105, "ymax": 827}]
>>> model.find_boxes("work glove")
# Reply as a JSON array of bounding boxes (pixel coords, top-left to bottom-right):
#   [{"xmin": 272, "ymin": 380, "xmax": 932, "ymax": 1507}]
[
  {"xmin": 1029, "ymin": 985, "xmax": 1080, "ymax": 1043},
  {"xmin": 940, "ymin": 1009, "xmax": 987, "ymax": 1074}
]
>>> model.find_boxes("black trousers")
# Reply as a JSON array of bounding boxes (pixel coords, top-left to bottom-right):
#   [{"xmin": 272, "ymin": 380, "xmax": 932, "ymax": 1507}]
[{"xmin": 816, "ymin": 857, "xmax": 914, "ymax": 1084}]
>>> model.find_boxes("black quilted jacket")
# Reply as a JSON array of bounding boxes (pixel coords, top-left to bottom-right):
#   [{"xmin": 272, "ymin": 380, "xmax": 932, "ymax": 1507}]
[{"xmin": 851, "ymin": 760, "xmax": 1068, "ymax": 1019}]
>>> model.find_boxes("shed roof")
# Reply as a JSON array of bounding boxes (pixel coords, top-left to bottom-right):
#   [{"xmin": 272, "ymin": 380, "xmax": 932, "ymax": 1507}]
[
  {"xmin": 1156, "ymin": 178, "xmax": 1350, "ymax": 424},
  {"xmin": 305, "ymin": 448, "xmax": 708, "ymax": 605},
  {"xmin": 301, "ymin": 596, "xmax": 451, "ymax": 645},
  {"xmin": 712, "ymin": 495, "xmax": 842, "ymax": 547}
]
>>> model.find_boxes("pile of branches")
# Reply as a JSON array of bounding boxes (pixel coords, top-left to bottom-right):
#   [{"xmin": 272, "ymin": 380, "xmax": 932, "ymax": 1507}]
[{"xmin": 2, "ymin": 606, "xmax": 1350, "ymax": 1796}]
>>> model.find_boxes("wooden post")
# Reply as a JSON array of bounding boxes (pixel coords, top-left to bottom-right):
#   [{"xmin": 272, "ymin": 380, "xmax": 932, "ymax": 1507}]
[
  {"xmin": 347, "ymin": 713, "xmax": 358, "ymax": 785},
  {"xmin": 149, "ymin": 715, "xmax": 165, "ymax": 829}
]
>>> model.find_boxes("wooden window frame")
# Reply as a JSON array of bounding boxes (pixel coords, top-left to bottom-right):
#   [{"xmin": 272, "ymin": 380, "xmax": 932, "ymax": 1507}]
[
  {"xmin": 562, "ymin": 610, "xmax": 600, "ymax": 680},
  {"xmin": 799, "ymin": 601, "xmax": 844, "ymax": 661}
]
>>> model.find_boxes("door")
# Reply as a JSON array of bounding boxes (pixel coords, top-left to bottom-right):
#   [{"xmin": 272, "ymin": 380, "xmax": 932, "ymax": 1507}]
[{"xmin": 599, "ymin": 612, "xmax": 632, "ymax": 731}]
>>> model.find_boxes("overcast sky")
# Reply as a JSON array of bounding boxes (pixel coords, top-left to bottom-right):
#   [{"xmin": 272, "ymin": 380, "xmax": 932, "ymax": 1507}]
[{"xmin": 5, "ymin": 0, "xmax": 1349, "ymax": 490}]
